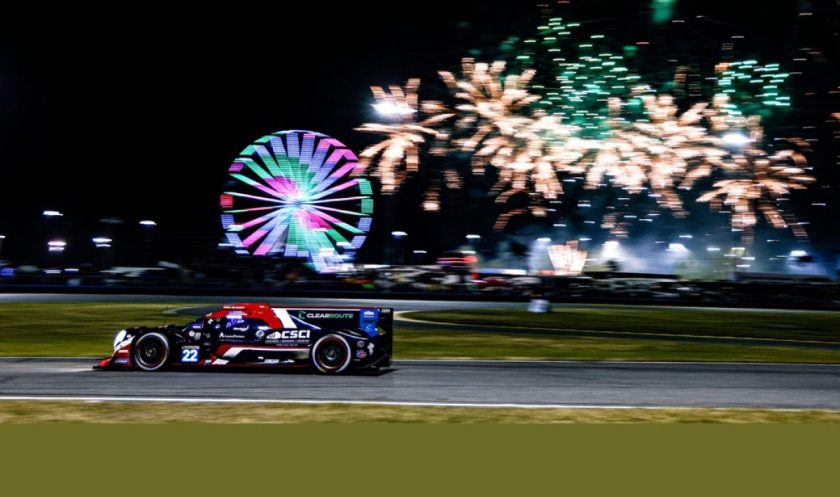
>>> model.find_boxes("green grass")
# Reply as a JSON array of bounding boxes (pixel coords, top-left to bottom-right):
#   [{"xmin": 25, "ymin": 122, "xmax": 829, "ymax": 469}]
[
  {"xmin": 397, "ymin": 326, "xmax": 840, "ymax": 363},
  {"xmin": 0, "ymin": 302, "xmax": 838, "ymax": 363},
  {"xmin": 1, "ymin": 401, "xmax": 839, "ymax": 423},
  {"xmin": 0, "ymin": 303, "xmax": 193, "ymax": 357},
  {"xmin": 408, "ymin": 307, "xmax": 840, "ymax": 343}
]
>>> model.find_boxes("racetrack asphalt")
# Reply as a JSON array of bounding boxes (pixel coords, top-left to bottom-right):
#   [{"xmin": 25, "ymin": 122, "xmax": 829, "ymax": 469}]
[{"xmin": 1, "ymin": 358, "xmax": 838, "ymax": 409}]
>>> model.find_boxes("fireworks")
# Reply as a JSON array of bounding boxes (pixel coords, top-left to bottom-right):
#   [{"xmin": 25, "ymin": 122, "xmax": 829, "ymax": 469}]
[
  {"xmin": 714, "ymin": 60, "xmax": 792, "ymax": 116},
  {"xmin": 697, "ymin": 149, "xmax": 813, "ymax": 242},
  {"xmin": 355, "ymin": 18, "xmax": 815, "ymax": 243},
  {"xmin": 355, "ymin": 79, "xmax": 452, "ymax": 194},
  {"xmin": 439, "ymin": 58, "xmax": 542, "ymax": 172},
  {"xmin": 583, "ymin": 94, "xmax": 730, "ymax": 215},
  {"xmin": 484, "ymin": 111, "xmax": 582, "ymax": 202},
  {"xmin": 438, "ymin": 58, "xmax": 589, "ymax": 223}
]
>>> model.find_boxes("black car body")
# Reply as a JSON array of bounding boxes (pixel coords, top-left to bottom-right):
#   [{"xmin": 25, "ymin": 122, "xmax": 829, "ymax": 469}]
[{"xmin": 95, "ymin": 303, "xmax": 393, "ymax": 374}]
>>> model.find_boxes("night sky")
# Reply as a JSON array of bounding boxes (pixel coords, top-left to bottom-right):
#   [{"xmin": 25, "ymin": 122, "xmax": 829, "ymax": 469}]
[{"xmin": 0, "ymin": 1, "xmax": 837, "ymax": 266}]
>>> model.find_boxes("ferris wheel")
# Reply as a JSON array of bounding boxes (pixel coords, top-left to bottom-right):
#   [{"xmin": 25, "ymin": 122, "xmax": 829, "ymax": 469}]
[{"xmin": 220, "ymin": 130, "xmax": 373, "ymax": 270}]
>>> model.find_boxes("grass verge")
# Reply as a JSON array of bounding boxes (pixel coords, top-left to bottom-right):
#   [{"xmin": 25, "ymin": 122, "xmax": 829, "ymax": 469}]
[
  {"xmin": 397, "ymin": 326, "xmax": 840, "ymax": 363},
  {"xmin": 1, "ymin": 401, "xmax": 839, "ymax": 423},
  {"xmin": 408, "ymin": 307, "xmax": 840, "ymax": 343}
]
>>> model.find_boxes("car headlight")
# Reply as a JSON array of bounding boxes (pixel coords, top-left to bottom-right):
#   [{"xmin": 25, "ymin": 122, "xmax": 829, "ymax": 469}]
[{"xmin": 113, "ymin": 330, "xmax": 127, "ymax": 350}]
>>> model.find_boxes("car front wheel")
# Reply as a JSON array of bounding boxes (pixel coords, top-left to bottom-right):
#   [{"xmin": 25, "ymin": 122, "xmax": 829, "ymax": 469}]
[{"xmin": 133, "ymin": 332, "xmax": 170, "ymax": 372}]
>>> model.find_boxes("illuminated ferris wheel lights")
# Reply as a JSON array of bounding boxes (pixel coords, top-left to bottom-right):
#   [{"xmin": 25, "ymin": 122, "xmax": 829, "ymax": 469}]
[{"xmin": 221, "ymin": 130, "xmax": 373, "ymax": 270}]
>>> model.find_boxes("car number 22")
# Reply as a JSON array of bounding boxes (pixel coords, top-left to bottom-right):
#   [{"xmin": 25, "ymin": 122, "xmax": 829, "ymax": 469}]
[{"xmin": 181, "ymin": 348, "xmax": 199, "ymax": 363}]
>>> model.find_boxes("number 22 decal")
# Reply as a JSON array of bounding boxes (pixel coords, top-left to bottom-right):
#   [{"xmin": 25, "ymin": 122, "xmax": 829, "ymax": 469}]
[{"xmin": 181, "ymin": 349, "xmax": 199, "ymax": 363}]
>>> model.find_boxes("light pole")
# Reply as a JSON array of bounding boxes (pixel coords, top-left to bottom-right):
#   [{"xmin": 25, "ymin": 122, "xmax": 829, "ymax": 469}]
[
  {"xmin": 47, "ymin": 240, "xmax": 66, "ymax": 253},
  {"xmin": 465, "ymin": 233, "xmax": 481, "ymax": 255},
  {"xmin": 139, "ymin": 220, "xmax": 156, "ymax": 265},
  {"xmin": 412, "ymin": 249, "xmax": 427, "ymax": 265},
  {"xmin": 391, "ymin": 231, "xmax": 407, "ymax": 265},
  {"xmin": 42, "ymin": 210, "xmax": 64, "ymax": 263},
  {"xmin": 92, "ymin": 237, "xmax": 113, "ymax": 268}
]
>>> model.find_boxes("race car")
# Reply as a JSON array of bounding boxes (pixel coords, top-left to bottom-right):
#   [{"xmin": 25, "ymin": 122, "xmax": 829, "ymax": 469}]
[{"xmin": 95, "ymin": 303, "xmax": 393, "ymax": 374}]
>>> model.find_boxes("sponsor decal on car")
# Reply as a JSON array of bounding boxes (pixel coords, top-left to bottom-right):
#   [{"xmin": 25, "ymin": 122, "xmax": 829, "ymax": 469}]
[
  {"xmin": 297, "ymin": 311, "xmax": 355, "ymax": 319},
  {"xmin": 265, "ymin": 329, "xmax": 311, "ymax": 343},
  {"xmin": 219, "ymin": 332, "xmax": 246, "ymax": 341}
]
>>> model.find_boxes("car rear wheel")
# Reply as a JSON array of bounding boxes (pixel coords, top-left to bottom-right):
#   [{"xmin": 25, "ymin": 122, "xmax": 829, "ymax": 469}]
[
  {"xmin": 133, "ymin": 332, "xmax": 170, "ymax": 372},
  {"xmin": 311, "ymin": 334, "xmax": 352, "ymax": 374}
]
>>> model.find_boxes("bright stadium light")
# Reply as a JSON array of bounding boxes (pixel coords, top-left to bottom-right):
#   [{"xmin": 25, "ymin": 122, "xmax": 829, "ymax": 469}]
[
  {"xmin": 47, "ymin": 240, "xmax": 66, "ymax": 253},
  {"xmin": 391, "ymin": 231, "xmax": 408, "ymax": 238},
  {"xmin": 43, "ymin": 210, "xmax": 63, "ymax": 217},
  {"xmin": 667, "ymin": 243, "xmax": 688, "ymax": 253},
  {"xmin": 722, "ymin": 132, "xmax": 752, "ymax": 146},
  {"xmin": 373, "ymin": 102, "xmax": 416, "ymax": 117},
  {"xmin": 602, "ymin": 240, "xmax": 622, "ymax": 260},
  {"xmin": 139, "ymin": 220, "xmax": 157, "ymax": 226},
  {"xmin": 466, "ymin": 234, "xmax": 481, "ymax": 240},
  {"xmin": 92, "ymin": 237, "xmax": 112, "ymax": 244}
]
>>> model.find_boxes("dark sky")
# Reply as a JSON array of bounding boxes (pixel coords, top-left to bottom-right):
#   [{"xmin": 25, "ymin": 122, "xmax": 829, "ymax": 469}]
[{"xmin": 0, "ymin": 1, "xmax": 836, "ymax": 264}]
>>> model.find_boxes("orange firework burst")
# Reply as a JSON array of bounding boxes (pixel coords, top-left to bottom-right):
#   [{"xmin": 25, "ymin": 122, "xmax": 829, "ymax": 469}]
[
  {"xmin": 583, "ymin": 94, "xmax": 728, "ymax": 216},
  {"xmin": 356, "ymin": 79, "xmax": 453, "ymax": 194},
  {"xmin": 439, "ymin": 58, "xmax": 542, "ymax": 173},
  {"xmin": 697, "ymin": 157, "xmax": 813, "ymax": 242}
]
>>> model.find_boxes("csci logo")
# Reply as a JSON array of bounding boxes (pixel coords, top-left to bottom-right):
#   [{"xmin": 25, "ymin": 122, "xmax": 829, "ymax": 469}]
[{"xmin": 266, "ymin": 330, "xmax": 310, "ymax": 340}]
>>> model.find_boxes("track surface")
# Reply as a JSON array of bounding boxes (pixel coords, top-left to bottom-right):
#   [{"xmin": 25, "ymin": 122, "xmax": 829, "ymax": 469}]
[{"xmin": 1, "ymin": 358, "xmax": 838, "ymax": 409}]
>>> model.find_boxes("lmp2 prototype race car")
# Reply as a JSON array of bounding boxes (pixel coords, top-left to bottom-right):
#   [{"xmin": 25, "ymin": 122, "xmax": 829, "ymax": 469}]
[{"xmin": 95, "ymin": 303, "xmax": 393, "ymax": 374}]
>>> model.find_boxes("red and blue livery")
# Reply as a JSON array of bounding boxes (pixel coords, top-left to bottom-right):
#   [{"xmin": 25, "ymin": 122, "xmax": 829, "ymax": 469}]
[{"xmin": 95, "ymin": 303, "xmax": 393, "ymax": 374}]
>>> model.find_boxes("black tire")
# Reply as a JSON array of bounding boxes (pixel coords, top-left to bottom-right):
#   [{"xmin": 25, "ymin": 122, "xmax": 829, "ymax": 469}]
[
  {"xmin": 311, "ymin": 334, "xmax": 352, "ymax": 374},
  {"xmin": 133, "ymin": 332, "xmax": 171, "ymax": 372}
]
